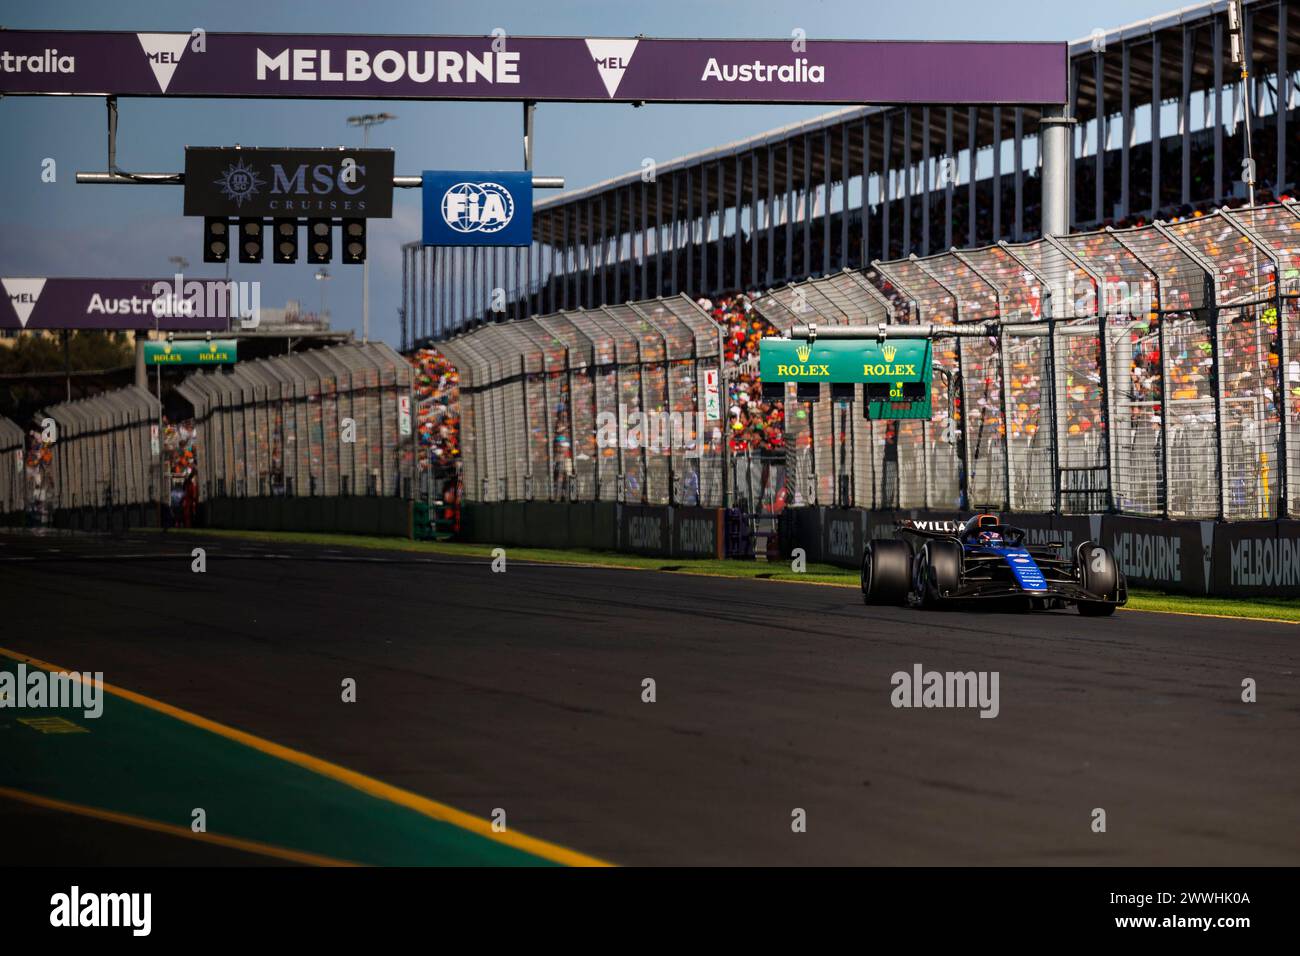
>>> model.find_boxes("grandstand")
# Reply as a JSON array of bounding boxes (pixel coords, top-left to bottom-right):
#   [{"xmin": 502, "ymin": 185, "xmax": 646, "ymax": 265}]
[
  {"xmin": 401, "ymin": 0, "xmax": 1296, "ymax": 343},
  {"xmin": 421, "ymin": 201, "xmax": 1300, "ymax": 526}
]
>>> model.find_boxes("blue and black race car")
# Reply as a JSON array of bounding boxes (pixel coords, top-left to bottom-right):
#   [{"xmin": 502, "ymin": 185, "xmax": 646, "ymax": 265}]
[{"xmin": 860, "ymin": 514, "xmax": 1127, "ymax": 615}]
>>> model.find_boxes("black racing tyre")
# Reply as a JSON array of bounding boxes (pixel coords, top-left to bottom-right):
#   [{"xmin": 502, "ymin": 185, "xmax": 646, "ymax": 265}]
[
  {"xmin": 1077, "ymin": 601, "xmax": 1116, "ymax": 617},
  {"xmin": 862, "ymin": 539, "xmax": 912, "ymax": 605},
  {"xmin": 919, "ymin": 539, "xmax": 963, "ymax": 608},
  {"xmin": 1077, "ymin": 542, "xmax": 1119, "ymax": 616}
]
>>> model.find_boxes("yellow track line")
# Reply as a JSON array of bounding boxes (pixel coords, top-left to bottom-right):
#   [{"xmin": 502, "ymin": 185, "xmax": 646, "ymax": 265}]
[
  {"xmin": 0, "ymin": 785, "xmax": 356, "ymax": 867},
  {"xmin": 0, "ymin": 646, "xmax": 612, "ymax": 868},
  {"xmin": 1116, "ymin": 605, "xmax": 1300, "ymax": 624}
]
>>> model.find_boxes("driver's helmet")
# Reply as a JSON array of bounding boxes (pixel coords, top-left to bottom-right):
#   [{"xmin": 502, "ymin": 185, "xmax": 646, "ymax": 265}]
[{"xmin": 977, "ymin": 529, "xmax": 1003, "ymax": 546}]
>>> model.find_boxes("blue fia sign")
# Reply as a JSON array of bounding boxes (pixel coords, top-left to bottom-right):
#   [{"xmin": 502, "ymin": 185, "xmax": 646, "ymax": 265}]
[{"xmin": 422, "ymin": 171, "xmax": 532, "ymax": 247}]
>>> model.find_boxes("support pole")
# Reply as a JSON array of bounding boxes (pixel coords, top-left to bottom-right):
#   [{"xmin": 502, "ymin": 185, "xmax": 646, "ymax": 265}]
[
  {"xmin": 523, "ymin": 100, "xmax": 535, "ymax": 171},
  {"xmin": 1040, "ymin": 105, "xmax": 1073, "ymax": 237}
]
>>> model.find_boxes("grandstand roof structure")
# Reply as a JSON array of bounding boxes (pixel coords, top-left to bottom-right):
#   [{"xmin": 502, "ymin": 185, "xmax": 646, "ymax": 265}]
[
  {"xmin": 529, "ymin": 0, "xmax": 1295, "ymax": 238},
  {"xmin": 402, "ymin": 0, "xmax": 1297, "ymax": 344}
]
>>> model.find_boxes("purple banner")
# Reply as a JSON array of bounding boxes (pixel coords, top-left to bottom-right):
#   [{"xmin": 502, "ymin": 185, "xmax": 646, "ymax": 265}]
[
  {"xmin": 0, "ymin": 31, "xmax": 1067, "ymax": 105},
  {"xmin": 1, "ymin": 278, "xmax": 236, "ymax": 331}
]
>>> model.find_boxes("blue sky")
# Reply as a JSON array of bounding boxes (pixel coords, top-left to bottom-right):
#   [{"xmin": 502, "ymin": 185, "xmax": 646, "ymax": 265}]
[{"xmin": 0, "ymin": 0, "xmax": 1182, "ymax": 345}]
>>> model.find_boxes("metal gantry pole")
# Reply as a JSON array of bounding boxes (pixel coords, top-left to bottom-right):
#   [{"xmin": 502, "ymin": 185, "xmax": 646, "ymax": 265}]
[
  {"xmin": 944, "ymin": 108, "xmax": 954, "ymax": 250},
  {"xmin": 967, "ymin": 107, "xmax": 977, "ymax": 247},
  {"xmin": 902, "ymin": 110, "xmax": 912, "ymax": 254},
  {"xmin": 861, "ymin": 116, "xmax": 871, "ymax": 268},
  {"xmin": 1151, "ymin": 33, "xmax": 1162, "ymax": 219},
  {"xmin": 1040, "ymin": 105, "xmax": 1072, "ymax": 238},
  {"xmin": 751, "ymin": 150, "xmax": 760, "ymax": 286},
  {"xmin": 921, "ymin": 107, "xmax": 931, "ymax": 255}
]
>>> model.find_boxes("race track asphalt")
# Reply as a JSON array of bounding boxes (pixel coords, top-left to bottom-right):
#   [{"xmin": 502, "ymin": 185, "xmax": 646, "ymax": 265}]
[{"xmin": 2, "ymin": 529, "xmax": 1297, "ymax": 866}]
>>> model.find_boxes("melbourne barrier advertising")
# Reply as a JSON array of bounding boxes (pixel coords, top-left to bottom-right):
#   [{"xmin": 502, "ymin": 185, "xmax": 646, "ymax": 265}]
[
  {"xmin": 1100, "ymin": 515, "xmax": 1209, "ymax": 595},
  {"xmin": 0, "ymin": 277, "xmax": 235, "ymax": 331},
  {"xmin": 620, "ymin": 504, "xmax": 671, "ymax": 557},
  {"xmin": 0, "ymin": 31, "xmax": 1068, "ymax": 105},
  {"xmin": 422, "ymin": 171, "xmax": 532, "ymax": 247},
  {"xmin": 1212, "ymin": 520, "xmax": 1300, "ymax": 597},
  {"xmin": 184, "ymin": 147, "xmax": 394, "ymax": 218},
  {"xmin": 673, "ymin": 507, "xmax": 724, "ymax": 559}
]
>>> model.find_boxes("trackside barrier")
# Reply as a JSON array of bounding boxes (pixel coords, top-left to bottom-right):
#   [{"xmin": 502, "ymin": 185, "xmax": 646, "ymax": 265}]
[
  {"xmin": 179, "ymin": 342, "xmax": 415, "ymax": 504},
  {"xmin": 0, "ymin": 416, "xmax": 24, "ymax": 523},
  {"xmin": 36, "ymin": 385, "xmax": 161, "ymax": 530},
  {"xmin": 452, "ymin": 498, "xmax": 1300, "ymax": 597},
  {"xmin": 439, "ymin": 293, "xmax": 725, "ymax": 508},
  {"xmin": 18, "ymin": 343, "xmax": 415, "ymax": 536},
  {"xmin": 458, "ymin": 501, "xmax": 725, "ymax": 559},
  {"xmin": 440, "ymin": 202, "xmax": 1300, "ymax": 527}
]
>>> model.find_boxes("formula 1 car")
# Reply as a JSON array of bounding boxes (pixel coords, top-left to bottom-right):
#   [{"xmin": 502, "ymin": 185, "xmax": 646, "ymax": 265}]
[{"xmin": 860, "ymin": 514, "xmax": 1127, "ymax": 615}]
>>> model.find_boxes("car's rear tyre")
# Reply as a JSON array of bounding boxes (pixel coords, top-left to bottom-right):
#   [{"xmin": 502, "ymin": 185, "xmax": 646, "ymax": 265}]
[
  {"xmin": 862, "ymin": 539, "xmax": 912, "ymax": 605},
  {"xmin": 1077, "ymin": 601, "xmax": 1116, "ymax": 616},
  {"xmin": 919, "ymin": 540, "xmax": 963, "ymax": 608},
  {"xmin": 1077, "ymin": 542, "xmax": 1119, "ymax": 616}
]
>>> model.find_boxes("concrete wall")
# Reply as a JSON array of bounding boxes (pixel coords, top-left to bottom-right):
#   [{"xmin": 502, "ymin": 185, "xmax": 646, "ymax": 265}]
[
  {"xmin": 51, "ymin": 504, "xmax": 162, "ymax": 533},
  {"xmin": 201, "ymin": 496, "xmax": 412, "ymax": 538},
  {"xmin": 459, "ymin": 502, "xmax": 725, "ymax": 560}
]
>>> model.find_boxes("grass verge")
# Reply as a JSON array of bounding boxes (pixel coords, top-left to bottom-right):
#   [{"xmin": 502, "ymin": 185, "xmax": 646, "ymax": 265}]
[{"xmin": 156, "ymin": 527, "xmax": 1300, "ymax": 623}]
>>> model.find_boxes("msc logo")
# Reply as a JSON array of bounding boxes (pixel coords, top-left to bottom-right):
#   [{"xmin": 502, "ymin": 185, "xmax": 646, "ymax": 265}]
[
  {"xmin": 796, "ymin": 342, "xmax": 812, "ymax": 362},
  {"xmin": 441, "ymin": 182, "xmax": 515, "ymax": 234},
  {"xmin": 213, "ymin": 157, "xmax": 265, "ymax": 208},
  {"xmin": 881, "ymin": 344, "xmax": 897, "ymax": 362}
]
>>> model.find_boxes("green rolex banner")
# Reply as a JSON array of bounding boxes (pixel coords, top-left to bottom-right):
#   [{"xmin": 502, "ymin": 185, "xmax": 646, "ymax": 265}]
[
  {"xmin": 759, "ymin": 337, "xmax": 929, "ymax": 383},
  {"xmin": 144, "ymin": 339, "xmax": 238, "ymax": 366},
  {"xmin": 759, "ymin": 336, "xmax": 934, "ymax": 420}
]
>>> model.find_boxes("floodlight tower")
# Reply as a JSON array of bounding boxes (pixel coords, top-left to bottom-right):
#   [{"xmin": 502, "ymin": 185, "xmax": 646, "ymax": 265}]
[{"xmin": 345, "ymin": 112, "xmax": 397, "ymax": 343}]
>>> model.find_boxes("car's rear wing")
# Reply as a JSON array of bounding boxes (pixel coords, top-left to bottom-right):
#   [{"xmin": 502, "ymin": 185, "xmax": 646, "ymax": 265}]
[
  {"xmin": 895, "ymin": 518, "xmax": 965, "ymax": 539},
  {"xmin": 894, "ymin": 517, "xmax": 1067, "ymax": 552}
]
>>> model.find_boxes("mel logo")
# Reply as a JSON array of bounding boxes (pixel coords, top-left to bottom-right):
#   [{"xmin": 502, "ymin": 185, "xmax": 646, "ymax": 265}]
[
  {"xmin": 2, "ymin": 278, "xmax": 46, "ymax": 328},
  {"xmin": 136, "ymin": 33, "xmax": 190, "ymax": 93},
  {"xmin": 584, "ymin": 38, "xmax": 639, "ymax": 98}
]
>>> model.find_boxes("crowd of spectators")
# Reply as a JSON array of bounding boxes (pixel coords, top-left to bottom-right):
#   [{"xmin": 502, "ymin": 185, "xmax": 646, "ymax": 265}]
[
  {"xmin": 23, "ymin": 427, "xmax": 54, "ymax": 520},
  {"xmin": 409, "ymin": 347, "xmax": 461, "ymax": 470},
  {"xmin": 162, "ymin": 417, "xmax": 197, "ymax": 479},
  {"xmin": 698, "ymin": 292, "xmax": 786, "ymax": 454}
]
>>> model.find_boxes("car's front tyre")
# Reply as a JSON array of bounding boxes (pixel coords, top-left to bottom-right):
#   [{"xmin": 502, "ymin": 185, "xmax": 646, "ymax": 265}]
[
  {"xmin": 918, "ymin": 539, "xmax": 963, "ymax": 608},
  {"xmin": 1076, "ymin": 542, "xmax": 1120, "ymax": 616}
]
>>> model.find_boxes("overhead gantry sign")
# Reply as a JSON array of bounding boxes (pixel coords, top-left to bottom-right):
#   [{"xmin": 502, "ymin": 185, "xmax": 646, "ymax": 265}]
[
  {"xmin": 759, "ymin": 322, "xmax": 997, "ymax": 421},
  {"xmin": 0, "ymin": 31, "xmax": 1068, "ymax": 105}
]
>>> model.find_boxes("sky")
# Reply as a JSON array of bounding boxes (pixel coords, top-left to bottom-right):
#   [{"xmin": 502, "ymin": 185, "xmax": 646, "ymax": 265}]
[{"xmin": 0, "ymin": 0, "xmax": 1186, "ymax": 347}]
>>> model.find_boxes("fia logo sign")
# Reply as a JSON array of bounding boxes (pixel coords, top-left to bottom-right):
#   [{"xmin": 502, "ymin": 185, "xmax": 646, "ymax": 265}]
[{"xmin": 441, "ymin": 182, "xmax": 515, "ymax": 234}]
